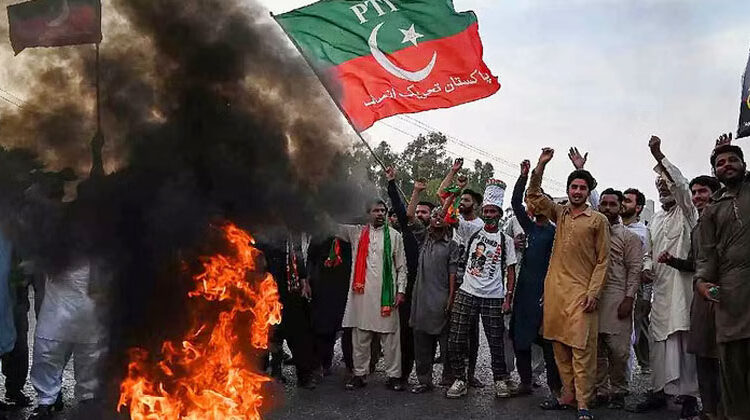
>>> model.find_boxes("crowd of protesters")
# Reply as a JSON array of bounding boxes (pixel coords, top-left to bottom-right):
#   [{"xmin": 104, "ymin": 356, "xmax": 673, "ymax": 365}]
[{"xmin": 0, "ymin": 133, "xmax": 748, "ymax": 420}]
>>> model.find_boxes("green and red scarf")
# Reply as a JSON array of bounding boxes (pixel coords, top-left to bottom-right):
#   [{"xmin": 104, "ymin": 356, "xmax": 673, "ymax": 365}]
[
  {"xmin": 352, "ymin": 225, "xmax": 395, "ymax": 317},
  {"xmin": 324, "ymin": 238, "xmax": 343, "ymax": 268}
]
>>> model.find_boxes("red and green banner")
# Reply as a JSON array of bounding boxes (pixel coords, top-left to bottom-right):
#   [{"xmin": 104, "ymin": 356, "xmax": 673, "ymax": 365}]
[
  {"xmin": 7, "ymin": 0, "xmax": 101, "ymax": 55},
  {"xmin": 276, "ymin": 0, "xmax": 500, "ymax": 131}
]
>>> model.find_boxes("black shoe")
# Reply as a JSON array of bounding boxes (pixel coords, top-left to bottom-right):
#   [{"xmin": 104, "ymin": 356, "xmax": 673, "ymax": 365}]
[
  {"xmin": 680, "ymin": 396, "xmax": 700, "ymax": 419},
  {"xmin": 6, "ymin": 391, "xmax": 32, "ymax": 407},
  {"xmin": 590, "ymin": 394, "xmax": 609, "ymax": 409},
  {"xmin": 345, "ymin": 375, "xmax": 366, "ymax": 391},
  {"xmin": 627, "ymin": 391, "xmax": 667, "ymax": 413},
  {"xmin": 411, "ymin": 383, "xmax": 433, "ymax": 394},
  {"xmin": 515, "ymin": 383, "xmax": 533, "ymax": 396},
  {"xmin": 29, "ymin": 405, "xmax": 55, "ymax": 420},
  {"xmin": 297, "ymin": 376, "xmax": 317, "ymax": 390},
  {"xmin": 385, "ymin": 377, "xmax": 405, "ymax": 391},
  {"xmin": 607, "ymin": 394, "xmax": 625, "ymax": 409},
  {"xmin": 468, "ymin": 376, "xmax": 485, "ymax": 388}
]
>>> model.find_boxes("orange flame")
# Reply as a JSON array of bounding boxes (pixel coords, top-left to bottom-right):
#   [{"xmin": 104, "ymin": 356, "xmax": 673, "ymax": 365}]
[{"xmin": 117, "ymin": 223, "xmax": 282, "ymax": 420}]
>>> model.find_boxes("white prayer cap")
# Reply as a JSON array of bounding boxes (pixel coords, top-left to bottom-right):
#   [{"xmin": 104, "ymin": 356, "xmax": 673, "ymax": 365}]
[{"xmin": 482, "ymin": 179, "xmax": 507, "ymax": 209}]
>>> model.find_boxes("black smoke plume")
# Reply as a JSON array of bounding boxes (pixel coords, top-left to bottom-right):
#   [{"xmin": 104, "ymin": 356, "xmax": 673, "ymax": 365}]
[{"xmin": 0, "ymin": 0, "xmax": 376, "ymax": 416}]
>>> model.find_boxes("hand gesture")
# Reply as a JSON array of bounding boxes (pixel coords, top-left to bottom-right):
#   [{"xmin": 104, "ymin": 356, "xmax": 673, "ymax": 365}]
[
  {"xmin": 617, "ymin": 297, "xmax": 634, "ymax": 320},
  {"xmin": 568, "ymin": 147, "xmax": 588, "ymax": 170},
  {"xmin": 301, "ymin": 278, "xmax": 312, "ymax": 300},
  {"xmin": 715, "ymin": 133, "xmax": 732, "ymax": 149},
  {"xmin": 582, "ymin": 295, "xmax": 598, "ymax": 313},
  {"xmin": 394, "ymin": 292, "xmax": 406, "ymax": 307},
  {"xmin": 451, "ymin": 158, "xmax": 464, "ymax": 173},
  {"xmin": 696, "ymin": 282, "xmax": 719, "ymax": 303},
  {"xmin": 657, "ymin": 251, "xmax": 674, "ymax": 264},
  {"xmin": 502, "ymin": 299, "xmax": 512, "ymax": 314},
  {"xmin": 520, "ymin": 160, "xmax": 530, "ymax": 177},
  {"xmin": 456, "ymin": 175, "xmax": 468, "ymax": 190},
  {"xmin": 538, "ymin": 148, "xmax": 555, "ymax": 166},
  {"xmin": 414, "ymin": 178, "xmax": 427, "ymax": 193},
  {"xmin": 385, "ymin": 167, "xmax": 396, "ymax": 181}
]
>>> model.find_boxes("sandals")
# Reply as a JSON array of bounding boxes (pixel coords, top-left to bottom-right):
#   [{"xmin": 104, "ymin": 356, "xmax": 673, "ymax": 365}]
[
  {"xmin": 539, "ymin": 398, "xmax": 575, "ymax": 410},
  {"xmin": 577, "ymin": 409, "xmax": 594, "ymax": 420}
]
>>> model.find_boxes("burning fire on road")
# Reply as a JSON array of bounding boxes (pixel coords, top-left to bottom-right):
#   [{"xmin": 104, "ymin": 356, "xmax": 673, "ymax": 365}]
[{"xmin": 117, "ymin": 223, "xmax": 282, "ymax": 420}]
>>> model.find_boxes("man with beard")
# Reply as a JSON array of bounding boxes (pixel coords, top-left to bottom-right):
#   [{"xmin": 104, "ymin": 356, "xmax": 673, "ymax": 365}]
[
  {"xmin": 659, "ymin": 171, "xmax": 722, "ymax": 420},
  {"xmin": 632, "ymin": 136, "xmax": 700, "ymax": 418},
  {"xmin": 387, "ymin": 169, "xmax": 426, "ymax": 389},
  {"xmin": 414, "ymin": 201, "xmax": 435, "ymax": 227},
  {"xmin": 528, "ymin": 148, "xmax": 610, "ymax": 420},
  {"xmin": 444, "ymin": 179, "xmax": 518, "ymax": 400},
  {"xmin": 594, "ymin": 189, "xmax": 642, "ymax": 410},
  {"xmin": 509, "ymin": 160, "xmax": 561, "ymax": 398},
  {"xmin": 437, "ymin": 159, "xmax": 485, "ymax": 387},
  {"xmin": 338, "ymin": 200, "xmax": 407, "ymax": 391},
  {"xmin": 695, "ymin": 141, "xmax": 750, "ymax": 420},
  {"xmin": 621, "ymin": 188, "xmax": 653, "ymax": 372},
  {"xmin": 408, "ymin": 204, "xmax": 459, "ymax": 393}
]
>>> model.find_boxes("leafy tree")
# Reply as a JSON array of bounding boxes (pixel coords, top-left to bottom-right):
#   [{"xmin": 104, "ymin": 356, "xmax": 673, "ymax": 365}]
[{"xmin": 343, "ymin": 132, "xmax": 495, "ymax": 206}]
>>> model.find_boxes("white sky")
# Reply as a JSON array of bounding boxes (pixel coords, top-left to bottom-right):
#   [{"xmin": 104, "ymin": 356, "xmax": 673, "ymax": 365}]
[
  {"xmin": 0, "ymin": 0, "xmax": 747, "ymax": 201},
  {"xmin": 262, "ymin": 0, "xmax": 750, "ymax": 199}
]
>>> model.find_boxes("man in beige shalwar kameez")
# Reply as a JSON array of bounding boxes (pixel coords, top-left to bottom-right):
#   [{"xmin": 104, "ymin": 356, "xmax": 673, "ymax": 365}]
[{"xmin": 527, "ymin": 148, "xmax": 610, "ymax": 420}]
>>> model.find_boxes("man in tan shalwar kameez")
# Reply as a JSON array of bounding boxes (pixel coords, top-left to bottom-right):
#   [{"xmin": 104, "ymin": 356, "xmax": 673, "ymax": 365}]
[{"xmin": 527, "ymin": 148, "xmax": 610, "ymax": 420}]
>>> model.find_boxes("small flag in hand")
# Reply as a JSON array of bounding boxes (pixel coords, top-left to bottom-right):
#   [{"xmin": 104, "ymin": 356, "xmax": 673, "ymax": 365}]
[{"xmin": 7, "ymin": 0, "xmax": 101, "ymax": 55}]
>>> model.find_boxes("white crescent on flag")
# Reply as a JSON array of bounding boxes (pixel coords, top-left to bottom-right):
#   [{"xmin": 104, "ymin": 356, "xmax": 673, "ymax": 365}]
[{"xmin": 368, "ymin": 22, "xmax": 437, "ymax": 83}]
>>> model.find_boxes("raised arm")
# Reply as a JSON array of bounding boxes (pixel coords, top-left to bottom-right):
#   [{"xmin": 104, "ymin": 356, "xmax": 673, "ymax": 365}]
[
  {"xmin": 568, "ymin": 147, "xmax": 599, "ymax": 208},
  {"xmin": 650, "ymin": 136, "xmax": 697, "ymax": 226},
  {"xmin": 512, "ymin": 160, "xmax": 534, "ymax": 232},
  {"xmin": 385, "ymin": 167, "xmax": 411, "ymax": 228},
  {"xmin": 526, "ymin": 148, "xmax": 561, "ymax": 223},
  {"xmin": 407, "ymin": 179, "xmax": 427, "ymax": 221},
  {"xmin": 436, "ymin": 158, "xmax": 463, "ymax": 201}
]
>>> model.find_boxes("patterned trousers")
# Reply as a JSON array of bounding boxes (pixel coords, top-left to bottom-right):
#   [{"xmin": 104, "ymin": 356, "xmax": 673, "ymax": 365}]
[{"xmin": 447, "ymin": 289, "xmax": 508, "ymax": 382}]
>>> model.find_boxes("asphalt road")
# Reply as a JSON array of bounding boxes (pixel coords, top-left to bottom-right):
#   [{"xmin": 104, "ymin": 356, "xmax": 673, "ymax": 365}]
[{"xmin": 0, "ymin": 300, "xmax": 678, "ymax": 419}]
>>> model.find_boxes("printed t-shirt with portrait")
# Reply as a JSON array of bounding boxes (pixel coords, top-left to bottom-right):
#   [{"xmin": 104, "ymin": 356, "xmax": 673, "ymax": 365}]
[{"xmin": 460, "ymin": 228, "xmax": 517, "ymax": 299}]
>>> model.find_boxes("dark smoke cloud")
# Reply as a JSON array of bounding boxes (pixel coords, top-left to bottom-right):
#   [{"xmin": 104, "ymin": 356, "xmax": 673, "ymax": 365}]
[{"xmin": 0, "ymin": 0, "xmax": 377, "ymax": 416}]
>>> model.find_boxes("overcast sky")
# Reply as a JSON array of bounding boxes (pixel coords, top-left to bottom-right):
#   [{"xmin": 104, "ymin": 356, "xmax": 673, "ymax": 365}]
[
  {"xmin": 0, "ymin": 0, "xmax": 747, "ymax": 202},
  {"xmin": 263, "ymin": 0, "xmax": 750, "ymax": 199}
]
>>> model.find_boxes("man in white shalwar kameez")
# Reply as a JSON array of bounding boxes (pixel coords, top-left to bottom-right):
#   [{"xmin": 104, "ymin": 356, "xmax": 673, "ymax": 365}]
[
  {"xmin": 631, "ymin": 137, "xmax": 699, "ymax": 418},
  {"xmin": 29, "ymin": 260, "xmax": 112, "ymax": 418},
  {"xmin": 338, "ymin": 199, "xmax": 407, "ymax": 391}
]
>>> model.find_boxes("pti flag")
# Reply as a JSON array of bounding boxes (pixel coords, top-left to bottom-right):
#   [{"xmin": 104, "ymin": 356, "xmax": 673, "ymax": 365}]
[
  {"xmin": 276, "ymin": 0, "xmax": 500, "ymax": 131},
  {"xmin": 7, "ymin": 0, "xmax": 102, "ymax": 55},
  {"xmin": 740, "ymin": 50, "xmax": 750, "ymax": 139}
]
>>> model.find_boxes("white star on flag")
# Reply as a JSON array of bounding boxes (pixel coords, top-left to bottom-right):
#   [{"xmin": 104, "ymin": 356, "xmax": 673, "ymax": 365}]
[{"xmin": 399, "ymin": 24, "xmax": 424, "ymax": 47}]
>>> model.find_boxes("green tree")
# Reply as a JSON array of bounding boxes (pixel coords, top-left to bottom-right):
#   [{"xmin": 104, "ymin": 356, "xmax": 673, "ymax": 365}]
[{"xmin": 342, "ymin": 132, "xmax": 495, "ymax": 205}]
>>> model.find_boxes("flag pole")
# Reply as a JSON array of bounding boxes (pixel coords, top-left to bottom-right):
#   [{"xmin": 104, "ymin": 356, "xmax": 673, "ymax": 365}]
[
  {"xmin": 96, "ymin": 42, "xmax": 101, "ymax": 132},
  {"xmin": 90, "ymin": 42, "xmax": 104, "ymax": 177},
  {"xmin": 270, "ymin": 12, "xmax": 408, "ymax": 199}
]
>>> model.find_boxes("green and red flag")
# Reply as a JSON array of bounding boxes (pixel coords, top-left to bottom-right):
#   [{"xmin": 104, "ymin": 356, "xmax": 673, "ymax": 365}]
[
  {"xmin": 7, "ymin": 0, "xmax": 102, "ymax": 55},
  {"xmin": 276, "ymin": 0, "xmax": 500, "ymax": 131}
]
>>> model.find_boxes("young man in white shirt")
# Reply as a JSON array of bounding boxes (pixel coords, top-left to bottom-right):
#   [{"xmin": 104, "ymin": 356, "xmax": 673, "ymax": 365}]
[{"xmin": 444, "ymin": 179, "xmax": 518, "ymax": 399}]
